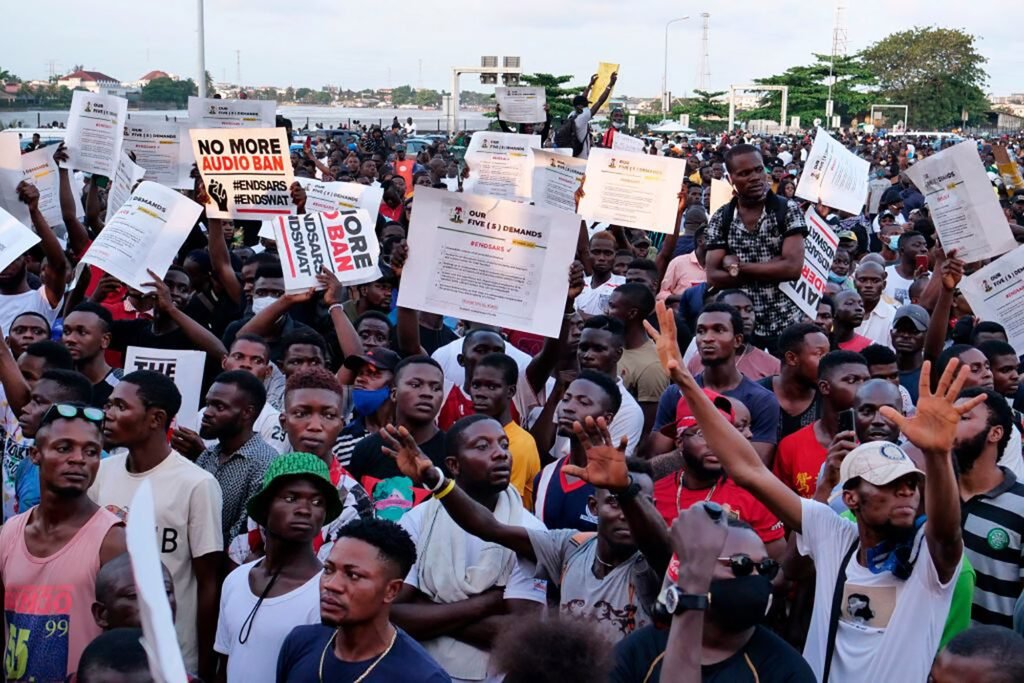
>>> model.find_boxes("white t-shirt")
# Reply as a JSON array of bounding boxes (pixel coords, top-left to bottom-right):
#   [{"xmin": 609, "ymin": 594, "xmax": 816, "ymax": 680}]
[
  {"xmin": 575, "ymin": 274, "xmax": 625, "ymax": 317},
  {"xmin": 883, "ymin": 266, "xmax": 918, "ymax": 305},
  {"xmin": 0, "ymin": 288, "xmax": 61, "ymax": 336},
  {"xmin": 431, "ymin": 338, "xmax": 535, "ymax": 389},
  {"xmin": 89, "ymin": 450, "xmax": 223, "ymax": 670},
  {"xmin": 541, "ymin": 377, "xmax": 643, "ymax": 458},
  {"xmin": 573, "ymin": 108, "xmax": 594, "ymax": 159},
  {"xmin": 796, "ymin": 498, "xmax": 957, "ymax": 682},
  {"xmin": 214, "ymin": 560, "xmax": 321, "ymax": 683}
]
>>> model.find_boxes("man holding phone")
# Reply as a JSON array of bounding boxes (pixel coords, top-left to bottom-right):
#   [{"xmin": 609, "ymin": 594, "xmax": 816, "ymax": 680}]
[
  {"xmin": 772, "ymin": 351, "xmax": 870, "ymax": 498},
  {"xmin": 884, "ymin": 231, "xmax": 930, "ymax": 305}
]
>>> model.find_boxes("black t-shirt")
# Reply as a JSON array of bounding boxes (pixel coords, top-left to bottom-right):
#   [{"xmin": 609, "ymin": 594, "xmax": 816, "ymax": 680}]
[
  {"xmin": 221, "ymin": 315, "xmax": 315, "ymax": 364},
  {"xmin": 610, "ymin": 624, "xmax": 815, "ymax": 683},
  {"xmin": 184, "ymin": 289, "xmax": 243, "ymax": 338},
  {"xmin": 347, "ymin": 430, "xmax": 446, "ymax": 520},
  {"xmin": 757, "ymin": 376, "xmax": 820, "ymax": 441},
  {"xmin": 276, "ymin": 624, "xmax": 450, "ymax": 683},
  {"xmin": 388, "ymin": 324, "xmax": 459, "ymax": 358}
]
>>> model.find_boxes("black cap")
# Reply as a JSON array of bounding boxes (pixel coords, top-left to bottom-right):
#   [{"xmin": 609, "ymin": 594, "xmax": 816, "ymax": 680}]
[{"xmin": 344, "ymin": 347, "xmax": 400, "ymax": 373}]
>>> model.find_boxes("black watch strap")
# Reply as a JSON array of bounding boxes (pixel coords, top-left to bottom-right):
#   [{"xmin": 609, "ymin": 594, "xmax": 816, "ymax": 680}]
[
  {"xmin": 675, "ymin": 591, "xmax": 710, "ymax": 613},
  {"xmin": 613, "ymin": 476, "xmax": 642, "ymax": 502}
]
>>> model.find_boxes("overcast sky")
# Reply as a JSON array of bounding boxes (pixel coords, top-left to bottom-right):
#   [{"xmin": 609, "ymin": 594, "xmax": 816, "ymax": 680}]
[{"xmin": 6, "ymin": 0, "xmax": 1021, "ymax": 99}]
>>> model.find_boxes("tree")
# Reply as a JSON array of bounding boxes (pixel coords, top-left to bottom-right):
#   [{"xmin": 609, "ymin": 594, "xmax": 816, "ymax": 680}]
[
  {"xmin": 391, "ymin": 85, "xmax": 415, "ymax": 106},
  {"xmin": 0, "ymin": 68, "xmax": 16, "ymax": 83},
  {"xmin": 681, "ymin": 90, "xmax": 728, "ymax": 120},
  {"xmin": 295, "ymin": 87, "xmax": 313, "ymax": 101},
  {"xmin": 745, "ymin": 54, "xmax": 877, "ymax": 126},
  {"xmin": 860, "ymin": 27, "xmax": 989, "ymax": 128},
  {"xmin": 140, "ymin": 77, "xmax": 197, "ymax": 107}
]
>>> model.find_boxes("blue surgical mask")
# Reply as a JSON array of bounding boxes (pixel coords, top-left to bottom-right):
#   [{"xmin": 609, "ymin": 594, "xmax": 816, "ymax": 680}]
[
  {"xmin": 887, "ymin": 236, "xmax": 900, "ymax": 251},
  {"xmin": 788, "ymin": 169, "xmax": 798, "ymax": 176},
  {"xmin": 828, "ymin": 272, "xmax": 846, "ymax": 284},
  {"xmin": 352, "ymin": 387, "xmax": 391, "ymax": 417}
]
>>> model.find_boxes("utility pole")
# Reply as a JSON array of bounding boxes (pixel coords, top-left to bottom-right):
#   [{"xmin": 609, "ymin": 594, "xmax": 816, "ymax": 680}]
[
  {"xmin": 236, "ymin": 50, "xmax": 242, "ymax": 88},
  {"xmin": 197, "ymin": 0, "xmax": 207, "ymax": 98},
  {"xmin": 826, "ymin": 3, "xmax": 847, "ymax": 126},
  {"xmin": 662, "ymin": 16, "xmax": 690, "ymax": 114},
  {"xmin": 418, "ymin": 59, "xmax": 423, "ymax": 90},
  {"xmin": 696, "ymin": 13, "xmax": 711, "ymax": 93}
]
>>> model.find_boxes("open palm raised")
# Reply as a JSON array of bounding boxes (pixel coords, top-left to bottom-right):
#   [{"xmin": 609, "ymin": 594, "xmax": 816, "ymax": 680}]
[{"xmin": 561, "ymin": 416, "xmax": 630, "ymax": 490}]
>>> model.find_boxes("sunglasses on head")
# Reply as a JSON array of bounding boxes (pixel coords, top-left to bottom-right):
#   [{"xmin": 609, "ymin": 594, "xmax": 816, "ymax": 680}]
[
  {"xmin": 718, "ymin": 554, "xmax": 780, "ymax": 581},
  {"xmin": 40, "ymin": 404, "xmax": 105, "ymax": 429}
]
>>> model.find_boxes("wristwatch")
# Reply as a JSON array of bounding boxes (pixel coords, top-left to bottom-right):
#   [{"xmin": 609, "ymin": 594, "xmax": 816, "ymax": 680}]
[
  {"xmin": 612, "ymin": 475, "xmax": 642, "ymax": 502},
  {"xmin": 660, "ymin": 585, "xmax": 710, "ymax": 615}
]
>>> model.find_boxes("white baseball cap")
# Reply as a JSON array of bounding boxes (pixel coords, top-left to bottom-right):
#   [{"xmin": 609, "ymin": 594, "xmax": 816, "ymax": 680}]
[{"xmin": 829, "ymin": 441, "xmax": 924, "ymax": 502}]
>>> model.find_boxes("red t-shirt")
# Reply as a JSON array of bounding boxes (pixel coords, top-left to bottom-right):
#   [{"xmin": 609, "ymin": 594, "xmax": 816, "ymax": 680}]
[
  {"xmin": 772, "ymin": 423, "xmax": 827, "ymax": 497},
  {"xmin": 838, "ymin": 334, "xmax": 872, "ymax": 352},
  {"xmin": 653, "ymin": 474, "xmax": 785, "ymax": 544},
  {"xmin": 437, "ymin": 383, "xmax": 520, "ymax": 432}
]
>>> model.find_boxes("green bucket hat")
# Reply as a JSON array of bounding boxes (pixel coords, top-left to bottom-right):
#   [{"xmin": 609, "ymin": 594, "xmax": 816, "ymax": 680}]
[{"xmin": 246, "ymin": 452, "xmax": 343, "ymax": 528}]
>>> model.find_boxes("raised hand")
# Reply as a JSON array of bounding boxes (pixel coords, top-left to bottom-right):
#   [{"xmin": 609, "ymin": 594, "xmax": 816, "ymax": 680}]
[
  {"xmin": 380, "ymin": 424, "xmax": 436, "ymax": 486},
  {"xmin": 289, "ymin": 181, "xmax": 307, "ymax": 212},
  {"xmin": 643, "ymin": 300, "xmax": 692, "ymax": 386},
  {"xmin": 389, "ymin": 239, "xmax": 409, "ymax": 276},
  {"xmin": 52, "ymin": 143, "xmax": 69, "ymax": 166},
  {"xmin": 940, "ymin": 249, "xmax": 964, "ymax": 292},
  {"xmin": 670, "ymin": 502, "xmax": 729, "ymax": 590},
  {"xmin": 16, "ymin": 181, "xmax": 40, "ymax": 210},
  {"xmin": 316, "ymin": 266, "xmax": 344, "ymax": 306},
  {"xmin": 574, "ymin": 175, "xmax": 586, "ymax": 212},
  {"xmin": 567, "ymin": 260, "xmax": 585, "ymax": 302},
  {"xmin": 170, "ymin": 426, "xmax": 206, "ymax": 461},
  {"xmin": 89, "ymin": 274, "xmax": 124, "ymax": 303},
  {"xmin": 144, "ymin": 269, "xmax": 175, "ymax": 313},
  {"xmin": 561, "ymin": 416, "xmax": 629, "ymax": 489},
  {"xmin": 880, "ymin": 359, "xmax": 986, "ymax": 456}
]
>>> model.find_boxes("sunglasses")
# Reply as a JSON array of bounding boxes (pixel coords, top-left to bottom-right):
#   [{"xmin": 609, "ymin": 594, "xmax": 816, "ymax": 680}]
[
  {"xmin": 40, "ymin": 404, "xmax": 105, "ymax": 429},
  {"xmin": 718, "ymin": 554, "xmax": 780, "ymax": 580}
]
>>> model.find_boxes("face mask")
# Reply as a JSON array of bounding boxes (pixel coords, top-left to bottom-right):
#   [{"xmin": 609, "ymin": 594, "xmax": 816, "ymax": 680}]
[
  {"xmin": 352, "ymin": 387, "xmax": 391, "ymax": 417},
  {"xmin": 788, "ymin": 169, "xmax": 798, "ymax": 176},
  {"xmin": 887, "ymin": 236, "xmax": 900, "ymax": 251},
  {"xmin": 250, "ymin": 296, "xmax": 277, "ymax": 315},
  {"xmin": 611, "ymin": 121, "xmax": 623, "ymax": 129},
  {"xmin": 828, "ymin": 272, "xmax": 846, "ymax": 284},
  {"xmin": 707, "ymin": 575, "xmax": 773, "ymax": 632}
]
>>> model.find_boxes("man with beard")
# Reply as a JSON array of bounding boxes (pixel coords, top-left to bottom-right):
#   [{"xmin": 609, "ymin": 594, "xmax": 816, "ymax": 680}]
[
  {"xmin": 275, "ymin": 518, "xmax": 450, "ymax": 682},
  {"xmin": 195, "ymin": 370, "xmax": 278, "ymax": 547},
  {"xmin": 954, "ymin": 388, "xmax": 1024, "ymax": 628},
  {"xmin": 0, "ymin": 182, "xmax": 66, "ymax": 336}
]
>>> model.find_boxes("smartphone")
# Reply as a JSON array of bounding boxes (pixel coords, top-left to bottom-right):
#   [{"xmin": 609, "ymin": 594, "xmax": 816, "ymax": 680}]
[
  {"xmin": 838, "ymin": 408, "xmax": 856, "ymax": 435},
  {"xmin": 915, "ymin": 254, "xmax": 929, "ymax": 271}
]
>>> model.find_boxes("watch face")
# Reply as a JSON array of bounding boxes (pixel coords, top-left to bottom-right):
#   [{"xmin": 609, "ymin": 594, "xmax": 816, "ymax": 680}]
[{"xmin": 662, "ymin": 586, "xmax": 679, "ymax": 614}]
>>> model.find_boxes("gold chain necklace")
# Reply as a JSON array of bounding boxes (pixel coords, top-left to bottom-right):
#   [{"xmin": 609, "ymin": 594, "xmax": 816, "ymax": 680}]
[{"xmin": 318, "ymin": 625, "xmax": 398, "ymax": 683}]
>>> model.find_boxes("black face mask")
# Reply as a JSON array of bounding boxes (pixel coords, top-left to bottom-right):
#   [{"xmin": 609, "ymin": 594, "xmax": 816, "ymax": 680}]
[{"xmin": 708, "ymin": 575, "xmax": 773, "ymax": 633}]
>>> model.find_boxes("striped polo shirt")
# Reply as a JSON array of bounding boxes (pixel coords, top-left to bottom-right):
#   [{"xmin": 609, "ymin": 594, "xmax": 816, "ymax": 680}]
[{"xmin": 961, "ymin": 467, "xmax": 1024, "ymax": 627}]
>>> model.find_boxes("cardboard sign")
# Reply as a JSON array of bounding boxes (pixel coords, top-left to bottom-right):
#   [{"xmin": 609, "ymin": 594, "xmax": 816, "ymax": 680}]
[
  {"xmin": 589, "ymin": 62, "xmax": 619, "ymax": 105},
  {"xmin": 63, "ymin": 91, "xmax": 127, "ymax": 178},
  {"xmin": 122, "ymin": 120, "xmax": 195, "ymax": 189},
  {"xmin": 273, "ymin": 210, "xmax": 382, "ymax": 292},
  {"xmin": 795, "ymin": 127, "xmax": 869, "ymax": 215},
  {"xmin": 187, "ymin": 96, "xmax": 276, "ymax": 128},
  {"xmin": 190, "ymin": 128, "xmax": 295, "ymax": 220},
  {"xmin": 124, "ymin": 347, "xmax": 206, "ymax": 430},
  {"xmin": 495, "ymin": 86, "xmax": 546, "ymax": 124},
  {"xmin": 779, "ymin": 208, "xmax": 838, "ymax": 317}
]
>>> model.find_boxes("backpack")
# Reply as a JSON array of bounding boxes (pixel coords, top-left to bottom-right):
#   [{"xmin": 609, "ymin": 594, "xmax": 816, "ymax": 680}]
[
  {"xmin": 554, "ymin": 113, "xmax": 586, "ymax": 157},
  {"xmin": 720, "ymin": 190, "xmax": 790, "ymax": 231}
]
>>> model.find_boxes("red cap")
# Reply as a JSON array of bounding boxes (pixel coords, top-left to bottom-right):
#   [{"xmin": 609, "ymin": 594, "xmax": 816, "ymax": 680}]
[{"xmin": 661, "ymin": 389, "xmax": 735, "ymax": 438}]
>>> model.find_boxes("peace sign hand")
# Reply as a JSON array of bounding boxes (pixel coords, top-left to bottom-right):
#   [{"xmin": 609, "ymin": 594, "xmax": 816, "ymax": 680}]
[{"xmin": 643, "ymin": 300, "xmax": 694, "ymax": 387}]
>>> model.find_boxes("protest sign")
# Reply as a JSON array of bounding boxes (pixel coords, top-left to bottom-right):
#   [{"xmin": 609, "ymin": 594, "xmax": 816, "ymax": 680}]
[
  {"xmin": 994, "ymin": 145, "xmax": 1024, "ymax": 194},
  {"xmin": 589, "ymin": 62, "xmax": 619, "ymax": 105},
  {"xmin": 398, "ymin": 187, "xmax": 578, "ymax": 338},
  {"xmin": 0, "ymin": 207, "xmax": 41, "ymax": 274},
  {"xmin": 530, "ymin": 148, "xmax": 586, "ymax": 213},
  {"xmin": 463, "ymin": 132, "xmax": 539, "ymax": 201},
  {"xmin": 710, "ymin": 178, "xmax": 733, "ymax": 214},
  {"xmin": 611, "ymin": 133, "xmax": 645, "ymax": 154},
  {"xmin": 123, "ymin": 120, "xmax": 194, "ymax": 188},
  {"xmin": 904, "ymin": 140, "xmax": 1016, "ymax": 263},
  {"xmin": 494, "ymin": 87, "xmax": 546, "ymax": 124},
  {"xmin": 79, "ymin": 181, "xmax": 201, "ymax": 290},
  {"xmin": 126, "ymin": 479, "xmax": 191, "ymax": 683},
  {"xmin": 0, "ymin": 137, "xmax": 64, "ymax": 239},
  {"xmin": 62, "ymin": 90, "xmax": 127, "ymax": 178},
  {"xmin": 959, "ymin": 246, "xmax": 1024, "ymax": 352},
  {"xmin": 187, "ymin": 96, "xmax": 276, "ymax": 128},
  {"xmin": 190, "ymin": 128, "xmax": 295, "ymax": 220},
  {"xmin": 271, "ymin": 210, "xmax": 381, "ymax": 292},
  {"xmin": 779, "ymin": 208, "xmax": 838, "ymax": 317},
  {"xmin": 296, "ymin": 178, "xmax": 384, "ymax": 225},
  {"xmin": 578, "ymin": 148, "xmax": 686, "ymax": 233},
  {"xmin": 124, "ymin": 347, "xmax": 206, "ymax": 430},
  {"xmin": 794, "ymin": 127, "xmax": 869, "ymax": 215},
  {"xmin": 105, "ymin": 151, "xmax": 147, "ymax": 223}
]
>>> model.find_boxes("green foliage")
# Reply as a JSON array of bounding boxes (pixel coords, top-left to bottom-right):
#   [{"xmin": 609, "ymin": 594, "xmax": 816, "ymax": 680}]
[
  {"xmin": 746, "ymin": 54, "xmax": 876, "ymax": 125},
  {"xmin": 391, "ymin": 85, "xmax": 441, "ymax": 107},
  {"xmin": 0, "ymin": 68, "xmax": 15, "ymax": 83},
  {"xmin": 860, "ymin": 26, "xmax": 989, "ymax": 128},
  {"xmin": 519, "ymin": 73, "xmax": 577, "ymax": 121},
  {"xmin": 140, "ymin": 77, "xmax": 197, "ymax": 107}
]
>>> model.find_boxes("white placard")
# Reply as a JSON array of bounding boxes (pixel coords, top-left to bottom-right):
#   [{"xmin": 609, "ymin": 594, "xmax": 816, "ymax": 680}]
[
  {"xmin": 272, "ymin": 209, "xmax": 382, "ymax": 293},
  {"xmin": 0, "ymin": 207, "xmax": 41, "ymax": 274},
  {"xmin": 190, "ymin": 127, "xmax": 295, "ymax": 220},
  {"xmin": 78, "ymin": 181, "xmax": 201, "ymax": 291},
  {"xmin": 494, "ymin": 87, "xmax": 546, "ymax": 124},
  {"xmin": 959, "ymin": 246, "xmax": 1024, "ymax": 353},
  {"xmin": 124, "ymin": 347, "xmax": 206, "ymax": 431},
  {"xmin": 530, "ymin": 148, "xmax": 586, "ymax": 213},
  {"xmin": 126, "ymin": 479, "xmax": 191, "ymax": 683},
  {"xmin": 0, "ymin": 138, "xmax": 64, "ymax": 238},
  {"xmin": 463, "ymin": 132, "xmax": 540, "ymax": 201},
  {"xmin": 779, "ymin": 208, "xmax": 839, "ymax": 317},
  {"xmin": 296, "ymin": 178, "xmax": 383, "ymax": 226},
  {"xmin": 904, "ymin": 140, "xmax": 1016, "ymax": 263},
  {"xmin": 794, "ymin": 127, "xmax": 869, "ymax": 215},
  {"xmin": 710, "ymin": 178, "xmax": 733, "ymax": 215},
  {"xmin": 398, "ymin": 188, "xmax": 578, "ymax": 338},
  {"xmin": 123, "ymin": 121, "xmax": 195, "ymax": 189},
  {"xmin": 610, "ymin": 132, "xmax": 645, "ymax": 154},
  {"xmin": 105, "ymin": 151, "xmax": 147, "ymax": 224},
  {"xmin": 578, "ymin": 148, "xmax": 687, "ymax": 233},
  {"xmin": 63, "ymin": 90, "xmax": 127, "ymax": 178},
  {"xmin": 187, "ymin": 96, "xmax": 276, "ymax": 129}
]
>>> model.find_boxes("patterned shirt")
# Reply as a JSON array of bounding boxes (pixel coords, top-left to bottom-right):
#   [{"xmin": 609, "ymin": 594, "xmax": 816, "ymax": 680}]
[
  {"xmin": 197, "ymin": 433, "xmax": 279, "ymax": 546},
  {"xmin": 705, "ymin": 195, "xmax": 808, "ymax": 337}
]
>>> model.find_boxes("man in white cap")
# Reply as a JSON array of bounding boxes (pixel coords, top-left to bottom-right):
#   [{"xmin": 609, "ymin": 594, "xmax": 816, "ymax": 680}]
[{"xmin": 646, "ymin": 301, "xmax": 985, "ymax": 683}]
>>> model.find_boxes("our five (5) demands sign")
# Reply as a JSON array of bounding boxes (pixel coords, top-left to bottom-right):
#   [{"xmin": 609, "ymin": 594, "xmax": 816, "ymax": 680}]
[
  {"xmin": 190, "ymin": 128, "xmax": 295, "ymax": 220},
  {"xmin": 273, "ymin": 209, "xmax": 381, "ymax": 293},
  {"xmin": 779, "ymin": 208, "xmax": 838, "ymax": 317}
]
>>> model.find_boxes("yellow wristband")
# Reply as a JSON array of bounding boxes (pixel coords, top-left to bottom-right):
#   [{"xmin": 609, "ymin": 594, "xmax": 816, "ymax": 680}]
[{"xmin": 433, "ymin": 479, "xmax": 456, "ymax": 500}]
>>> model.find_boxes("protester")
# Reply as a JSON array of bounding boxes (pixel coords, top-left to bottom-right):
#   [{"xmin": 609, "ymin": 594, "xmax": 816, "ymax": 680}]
[
  {"xmin": 929, "ymin": 625, "xmax": 1024, "ymax": 683},
  {"xmin": 62, "ymin": 303, "xmax": 122, "ymax": 408},
  {"xmin": 92, "ymin": 552, "xmax": 177, "ymax": 630},
  {"xmin": 759, "ymin": 322, "xmax": 829, "ymax": 440}
]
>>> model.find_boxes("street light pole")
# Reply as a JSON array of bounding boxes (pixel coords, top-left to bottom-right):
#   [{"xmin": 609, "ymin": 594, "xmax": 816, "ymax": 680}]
[
  {"xmin": 197, "ymin": 0, "xmax": 207, "ymax": 98},
  {"xmin": 663, "ymin": 16, "xmax": 690, "ymax": 115}
]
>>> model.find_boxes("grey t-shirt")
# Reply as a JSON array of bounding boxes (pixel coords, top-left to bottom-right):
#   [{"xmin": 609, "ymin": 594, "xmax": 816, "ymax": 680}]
[{"xmin": 525, "ymin": 528, "xmax": 659, "ymax": 644}]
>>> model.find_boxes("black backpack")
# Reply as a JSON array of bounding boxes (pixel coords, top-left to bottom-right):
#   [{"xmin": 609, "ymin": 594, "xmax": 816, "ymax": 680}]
[
  {"xmin": 554, "ymin": 114, "xmax": 586, "ymax": 157},
  {"xmin": 720, "ymin": 190, "xmax": 790, "ymax": 230}
]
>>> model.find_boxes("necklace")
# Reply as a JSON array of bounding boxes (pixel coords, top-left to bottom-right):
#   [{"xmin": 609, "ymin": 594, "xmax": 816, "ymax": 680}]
[
  {"xmin": 594, "ymin": 552, "xmax": 616, "ymax": 569},
  {"xmin": 676, "ymin": 471, "xmax": 718, "ymax": 512},
  {"xmin": 318, "ymin": 625, "xmax": 398, "ymax": 683}
]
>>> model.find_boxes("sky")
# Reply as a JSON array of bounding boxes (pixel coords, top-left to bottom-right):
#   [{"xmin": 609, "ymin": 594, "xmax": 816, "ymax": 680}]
[{"xmin": 5, "ymin": 0, "xmax": 1022, "ymax": 99}]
